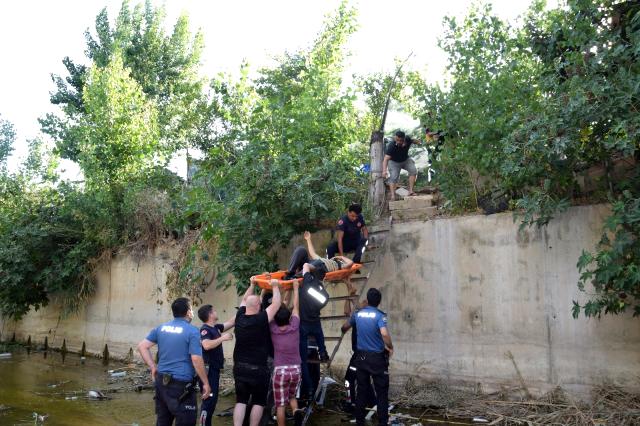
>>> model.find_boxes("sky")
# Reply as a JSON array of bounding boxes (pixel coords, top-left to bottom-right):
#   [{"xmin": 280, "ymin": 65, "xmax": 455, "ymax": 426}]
[{"xmin": 0, "ymin": 0, "xmax": 544, "ymax": 176}]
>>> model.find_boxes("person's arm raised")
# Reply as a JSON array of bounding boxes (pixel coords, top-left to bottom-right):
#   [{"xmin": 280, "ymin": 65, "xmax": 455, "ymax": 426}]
[
  {"xmin": 265, "ymin": 279, "xmax": 282, "ymax": 322},
  {"xmin": 304, "ymin": 231, "xmax": 319, "ymax": 259},
  {"xmin": 292, "ymin": 279, "xmax": 300, "ymax": 318},
  {"xmin": 240, "ymin": 277, "xmax": 256, "ymax": 308}
]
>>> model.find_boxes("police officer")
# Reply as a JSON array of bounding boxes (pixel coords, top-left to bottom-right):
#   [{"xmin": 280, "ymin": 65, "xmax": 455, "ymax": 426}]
[
  {"xmin": 341, "ymin": 288, "xmax": 393, "ymax": 426},
  {"xmin": 326, "ymin": 203, "xmax": 369, "ymax": 264},
  {"xmin": 138, "ymin": 297, "xmax": 211, "ymax": 426},
  {"xmin": 197, "ymin": 305, "xmax": 235, "ymax": 426},
  {"xmin": 341, "ymin": 298, "xmax": 376, "ymax": 414}
]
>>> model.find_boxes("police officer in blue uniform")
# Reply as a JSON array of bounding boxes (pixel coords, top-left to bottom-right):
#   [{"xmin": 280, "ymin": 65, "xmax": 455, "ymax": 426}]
[
  {"xmin": 138, "ymin": 297, "xmax": 211, "ymax": 426},
  {"xmin": 341, "ymin": 288, "xmax": 393, "ymax": 426},
  {"xmin": 327, "ymin": 203, "xmax": 369, "ymax": 264},
  {"xmin": 197, "ymin": 305, "xmax": 235, "ymax": 426}
]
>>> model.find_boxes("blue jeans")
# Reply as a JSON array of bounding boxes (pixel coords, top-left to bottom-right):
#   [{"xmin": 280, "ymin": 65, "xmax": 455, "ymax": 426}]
[
  {"xmin": 299, "ymin": 320, "xmax": 327, "ymax": 397},
  {"xmin": 199, "ymin": 367, "xmax": 220, "ymax": 426}
]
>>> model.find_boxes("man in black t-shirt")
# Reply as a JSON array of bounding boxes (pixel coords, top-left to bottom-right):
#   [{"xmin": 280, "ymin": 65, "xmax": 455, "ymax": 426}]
[
  {"xmin": 326, "ymin": 203, "xmax": 369, "ymax": 263},
  {"xmin": 197, "ymin": 305, "xmax": 235, "ymax": 426},
  {"xmin": 297, "ymin": 261, "xmax": 332, "ymax": 400},
  {"xmin": 233, "ymin": 278, "xmax": 281, "ymax": 426},
  {"xmin": 382, "ymin": 130, "xmax": 423, "ymax": 200}
]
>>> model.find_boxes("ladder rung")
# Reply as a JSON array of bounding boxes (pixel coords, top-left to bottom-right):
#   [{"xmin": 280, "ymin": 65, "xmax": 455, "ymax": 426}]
[
  {"xmin": 350, "ymin": 275, "xmax": 368, "ymax": 281},
  {"xmin": 320, "ymin": 314, "xmax": 350, "ymax": 321},
  {"xmin": 327, "ymin": 295, "xmax": 359, "ymax": 302},
  {"xmin": 306, "ymin": 359, "xmax": 328, "ymax": 364}
]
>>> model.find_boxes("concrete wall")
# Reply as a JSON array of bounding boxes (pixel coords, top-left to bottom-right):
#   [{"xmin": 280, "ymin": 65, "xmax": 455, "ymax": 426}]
[
  {"xmin": 374, "ymin": 204, "xmax": 640, "ymax": 394},
  {"xmin": 0, "ymin": 246, "xmax": 240, "ymax": 359},
  {"xmin": 2, "ymin": 204, "xmax": 639, "ymax": 395}
]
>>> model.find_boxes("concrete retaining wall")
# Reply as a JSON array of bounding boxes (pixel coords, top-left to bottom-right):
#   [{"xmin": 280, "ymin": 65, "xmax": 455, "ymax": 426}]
[
  {"xmin": 2, "ymin": 205, "xmax": 638, "ymax": 395},
  {"xmin": 375, "ymin": 204, "xmax": 640, "ymax": 394}
]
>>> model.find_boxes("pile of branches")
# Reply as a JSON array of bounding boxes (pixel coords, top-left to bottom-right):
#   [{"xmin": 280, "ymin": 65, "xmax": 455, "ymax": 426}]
[{"xmin": 392, "ymin": 379, "xmax": 640, "ymax": 425}]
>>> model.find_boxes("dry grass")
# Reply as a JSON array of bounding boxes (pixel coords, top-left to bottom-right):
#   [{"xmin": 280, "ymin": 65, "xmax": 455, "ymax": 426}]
[{"xmin": 392, "ymin": 378, "xmax": 640, "ymax": 425}]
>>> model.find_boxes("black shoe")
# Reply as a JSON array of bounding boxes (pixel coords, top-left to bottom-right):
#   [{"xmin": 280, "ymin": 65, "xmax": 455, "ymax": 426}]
[
  {"xmin": 319, "ymin": 350, "xmax": 330, "ymax": 363},
  {"xmin": 283, "ymin": 272, "xmax": 296, "ymax": 280},
  {"xmin": 293, "ymin": 409, "xmax": 304, "ymax": 426}
]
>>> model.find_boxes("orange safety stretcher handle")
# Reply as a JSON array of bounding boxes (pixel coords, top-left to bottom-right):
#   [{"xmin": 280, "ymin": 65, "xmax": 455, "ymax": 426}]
[{"xmin": 251, "ymin": 263, "xmax": 362, "ymax": 290}]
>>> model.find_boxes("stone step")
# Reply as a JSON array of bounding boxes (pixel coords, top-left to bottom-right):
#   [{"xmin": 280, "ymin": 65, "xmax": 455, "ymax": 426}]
[
  {"xmin": 391, "ymin": 206, "xmax": 438, "ymax": 222},
  {"xmin": 389, "ymin": 195, "xmax": 434, "ymax": 211}
]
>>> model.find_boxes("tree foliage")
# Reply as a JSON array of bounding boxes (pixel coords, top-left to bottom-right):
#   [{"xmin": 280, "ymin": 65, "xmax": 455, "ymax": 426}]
[
  {"xmin": 170, "ymin": 2, "xmax": 369, "ymax": 293},
  {"xmin": 0, "ymin": 1, "xmax": 202, "ymax": 319},
  {"xmin": 408, "ymin": 0, "xmax": 640, "ymax": 318}
]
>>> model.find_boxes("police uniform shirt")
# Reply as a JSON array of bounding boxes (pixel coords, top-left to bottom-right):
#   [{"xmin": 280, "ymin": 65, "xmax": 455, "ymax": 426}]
[
  {"xmin": 349, "ymin": 306, "xmax": 387, "ymax": 353},
  {"xmin": 337, "ymin": 214, "xmax": 366, "ymax": 243},
  {"xmin": 146, "ymin": 318, "xmax": 202, "ymax": 382},
  {"xmin": 200, "ymin": 323, "xmax": 225, "ymax": 369},
  {"xmin": 385, "ymin": 137, "xmax": 414, "ymax": 163}
]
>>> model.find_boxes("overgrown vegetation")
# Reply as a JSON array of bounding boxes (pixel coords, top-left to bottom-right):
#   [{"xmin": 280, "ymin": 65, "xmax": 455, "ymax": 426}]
[{"xmin": 407, "ymin": 0, "xmax": 640, "ymax": 318}]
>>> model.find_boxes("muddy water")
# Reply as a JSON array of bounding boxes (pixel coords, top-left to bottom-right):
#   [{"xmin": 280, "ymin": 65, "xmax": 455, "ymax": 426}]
[{"xmin": 0, "ymin": 346, "xmax": 355, "ymax": 425}]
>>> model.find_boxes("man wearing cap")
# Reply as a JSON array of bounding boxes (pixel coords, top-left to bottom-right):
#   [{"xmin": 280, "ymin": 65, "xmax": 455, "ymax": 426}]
[{"xmin": 341, "ymin": 288, "xmax": 393, "ymax": 426}]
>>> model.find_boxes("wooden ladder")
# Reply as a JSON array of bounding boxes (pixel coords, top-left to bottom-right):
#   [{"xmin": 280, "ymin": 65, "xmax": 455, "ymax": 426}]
[{"xmin": 301, "ymin": 222, "xmax": 390, "ymax": 425}]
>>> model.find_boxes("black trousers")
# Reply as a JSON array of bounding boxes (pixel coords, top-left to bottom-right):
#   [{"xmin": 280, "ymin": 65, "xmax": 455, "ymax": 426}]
[
  {"xmin": 326, "ymin": 236, "xmax": 367, "ymax": 263},
  {"xmin": 198, "ymin": 367, "xmax": 220, "ymax": 426},
  {"xmin": 354, "ymin": 351, "xmax": 389, "ymax": 426},
  {"xmin": 345, "ymin": 353, "xmax": 376, "ymax": 410},
  {"xmin": 154, "ymin": 378, "xmax": 197, "ymax": 426},
  {"xmin": 287, "ymin": 246, "xmax": 328, "ymax": 280}
]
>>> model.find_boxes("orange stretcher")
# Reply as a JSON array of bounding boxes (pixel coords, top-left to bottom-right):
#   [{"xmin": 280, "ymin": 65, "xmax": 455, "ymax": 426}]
[{"xmin": 251, "ymin": 263, "xmax": 363, "ymax": 290}]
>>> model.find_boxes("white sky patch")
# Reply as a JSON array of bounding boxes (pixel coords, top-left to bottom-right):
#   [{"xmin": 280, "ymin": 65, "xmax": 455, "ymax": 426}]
[{"xmin": 0, "ymin": 0, "xmax": 549, "ymax": 179}]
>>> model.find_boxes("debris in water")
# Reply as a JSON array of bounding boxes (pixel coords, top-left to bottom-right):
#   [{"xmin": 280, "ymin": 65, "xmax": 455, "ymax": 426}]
[
  {"xmin": 32, "ymin": 412, "xmax": 49, "ymax": 423},
  {"xmin": 65, "ymin": 396, "xmax": 78, "ymax": 401},
  {"xmin": 87, "ymin": 390, "xmax": 107, "ymax": 400},
  {"xmin": 0, "ymin": 352, "xmax": 11, "ymax": 359},
  {"xmin": 110, "ymin": 371, "xmax": 127, "ymax": 378},
  {"xmin": 472, "ymin": 417, "xmax": 489, "ymax": 423},
  {"xmin": 47, "ymin": 380, "xmax": 70, "ymax": 388}
]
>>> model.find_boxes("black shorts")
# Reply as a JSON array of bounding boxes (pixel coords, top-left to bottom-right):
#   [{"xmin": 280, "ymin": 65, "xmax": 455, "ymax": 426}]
[{"xmin": 234, "ymin": 363, "xmax": 270, "ymax": 406}]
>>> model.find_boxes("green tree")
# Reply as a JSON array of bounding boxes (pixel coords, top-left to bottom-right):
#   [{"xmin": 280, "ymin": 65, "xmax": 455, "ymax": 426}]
[
  {"xmin": 171, "ymin": 2, "xmax": 369, "ymax": 294},
  {"xmin": 42, "ymin": 0, "xmax": 205, "ymax": 161},
  {"xmin": 78, "ymin": 50, "xmax": 160, "ymax": 188},
  {"xmin": 408, "ymin": 0, "xmax": 640, "ymax": 318}
]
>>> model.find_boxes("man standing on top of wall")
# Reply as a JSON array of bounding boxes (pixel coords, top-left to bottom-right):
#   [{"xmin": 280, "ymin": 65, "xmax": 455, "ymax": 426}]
[
  {"xmin": 327, "ymin": 203, "xmax": 369, "ymax": 264},
  {"xmin": 138, "ymin": 297, "xmax": 211, "ymax": 426}
]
